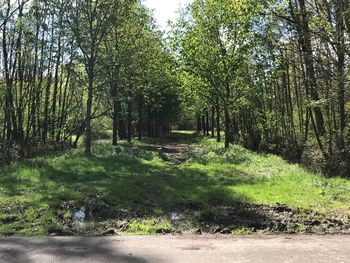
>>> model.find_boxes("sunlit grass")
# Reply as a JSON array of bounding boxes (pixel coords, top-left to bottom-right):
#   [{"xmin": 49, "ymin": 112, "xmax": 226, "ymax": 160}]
[
  {"xmin": 0, "ymin": 134, "xmax": 349, "ymax": 236},
  {"xmin": 188, "ymin": 138, "xmax": 350, "ymax": 211}
]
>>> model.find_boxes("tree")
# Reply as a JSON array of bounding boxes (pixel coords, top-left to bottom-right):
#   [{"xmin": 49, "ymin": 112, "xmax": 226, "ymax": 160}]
[
  {"xmin": 177, "ymin": 0, "xmax": 262, "ymax": 148},
  {"xmin": 65, "ymin": 0, "xmax": 115, "ymax": 154}
]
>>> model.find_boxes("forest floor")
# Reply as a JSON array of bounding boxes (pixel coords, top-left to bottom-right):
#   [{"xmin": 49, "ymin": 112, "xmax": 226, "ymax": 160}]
[{"xmin": 0, "ymin": 131, "xmax": 350, "ymax": 236}]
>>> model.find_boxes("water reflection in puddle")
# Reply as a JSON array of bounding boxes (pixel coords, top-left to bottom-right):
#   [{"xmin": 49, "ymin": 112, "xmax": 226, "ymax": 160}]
[
  {"xmin": 74, "ymin": 207, "xmax": 86, "ymax": 222},
  {"xmin": 73, "ymin": 207, "xmax": 96, "ymax": 231},
  {"xmin": 171, "ymin": 212, "xmax": 181, "ymax": 221}
]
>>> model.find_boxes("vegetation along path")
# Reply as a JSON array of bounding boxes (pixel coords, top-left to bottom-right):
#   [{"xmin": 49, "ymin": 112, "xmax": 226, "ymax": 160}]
[{"xmin": 1, "ymin": 132, "xmax": 350, "ymax": 237}]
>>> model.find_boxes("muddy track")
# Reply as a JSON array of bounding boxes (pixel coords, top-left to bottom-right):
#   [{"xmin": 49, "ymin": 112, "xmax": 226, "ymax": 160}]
[{"xmin": 144, "ymin": 139, "xmax": 190, "ymax": 165}]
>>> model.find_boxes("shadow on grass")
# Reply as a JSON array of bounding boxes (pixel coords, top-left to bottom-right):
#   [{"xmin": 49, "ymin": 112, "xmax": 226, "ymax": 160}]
[
  {"xmin": 0, "ymin": 133, "xmax": 273, "ymax": 235},
  {"xmin": 44, "ymin": 154, "xmax": 269, "ymax": 233}
]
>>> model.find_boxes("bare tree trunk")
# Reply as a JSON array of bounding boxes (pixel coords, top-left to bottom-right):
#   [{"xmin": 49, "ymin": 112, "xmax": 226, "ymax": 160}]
[
  {"xmin": 224, "ymin": 107, "xmax": 230, "ymax": 149},
  {"xmin": 205, "ymin": 110, "xmax": 210, "ymax": 136},
  {"xmin": 127, "ymin": 102, "xmax": 132, "ymax": 143},
  {"xmin": 138, "ymin": 96, "xmax": 143, "ymax": 140},
  {"xmin": 112, "ymin": 99, "xmax": 118, "ymax": 146},
  {"xmin": 216, "ymin": 103, "xmax": 221, "ymax": 142},
  {"xmin": 85, "ymin": 63, "xmax": 94, "ymax": 155},
  {"xmin": 202, "ymin": 115, "xmax": 206, "ymax": 135},
  {"xmin": 211, "ymin": 106, "xmax": 215, "ymax": 138},
  {"xmin": 335, "ymin": 0, "xmax": 346, "ymax": 150},
  {"xmin": 290, "ymin": 0, "xmax": 325, "ymax": 135}
]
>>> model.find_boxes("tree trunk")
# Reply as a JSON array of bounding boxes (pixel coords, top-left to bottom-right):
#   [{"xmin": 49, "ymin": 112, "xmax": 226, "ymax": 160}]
[
  {"xmin": 112, "ymin": 99, "xmax": 118, "ymax": 146},
  {"xmin": 202, "ymin": 115, "xmax": 206, "ymax": 135},
  {"xmin": 290, "ymin": 0, "xmax": 325, "ymax": 135},
  {"xmin": 301, "ymin": 0, "xmax": 325, "ymax": 135},
  {"xmin": 205, "ymin": 111, "xmax": 210, "ymax": 136},
  {"xmin": 216, "ymin": 104, "xmax": 221, "ymax": 142},
  {"xmin": 85, "ymin": 64, "xmax": 93, "ymax": 155},
  {"xmin": 224, "ymin": 107, "xmax": 230, "ymax": 149},
  {"xmin": 211, "ymin": 106, "xmax": 215, "ymax": 138},
  {"xmin": 127, "ymin": 102, "xmax": 132, "ymax": 143},
  {"xmin": 335, "ymin": 0, "xmax": 346, "ymax": 150},
  {"xmin": 138, "ymin": 96, "xmax": 143, "ymax": 140},
  {"xmin": 197, "ymin": 116, "xmax": 201, "ymax": 133}
]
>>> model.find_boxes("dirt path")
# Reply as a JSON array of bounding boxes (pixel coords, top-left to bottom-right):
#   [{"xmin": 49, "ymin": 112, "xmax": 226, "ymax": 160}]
[
  {"xmin": 1, "ymin": 235, "xmax": 350, "ymax": 263},
  {"xmin": 144, "ymin": 137, "xmax": 191, "ymax": 165},
  {"xmin": 95, "ymin": 134, "xmax": 192, "ymax": 165}
]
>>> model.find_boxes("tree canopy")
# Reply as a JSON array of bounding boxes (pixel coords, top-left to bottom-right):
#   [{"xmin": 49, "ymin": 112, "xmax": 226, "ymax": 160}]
[{"xmin": 1, "ymin": 0, "xmax": 349, "ymax": 175}]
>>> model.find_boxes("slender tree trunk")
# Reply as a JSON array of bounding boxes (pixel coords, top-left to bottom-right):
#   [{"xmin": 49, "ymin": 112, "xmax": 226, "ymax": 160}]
[
  {"xmin": 42, "ymin": 23, "xmax": 54, "ymax": 143},
  {"xmin": 112, "ymin": 99, "xmax": 118, "ymax": 146},
  {"xmin": 197, "ymin": 116, "xmax": 201, "ymax": 133},
  {"xmin": 51, "ymin": 32, "xmax": 61, "ymax": 140},
  {"xmin": 216, "ymin": 104, "xmax": 221, "ymax": 142},
  {"xmin": 202, "ymin": 115, "xmax": 206, "ymax": 135},
  {"xmin": 224, "ymin": 107, "xmax": 230, "ymax": 149},
  {"xmin": 290, "ymin": 0, "xmax": 325, "ymax": 135},
  {"xmin": 127, "ymin": 101, "xmax": 132, "ymax": 143},
  {"xmin": 211, "ymin": 106, "xmax": 215, "ymax": 138},
  {"xmin": 335, "ymin": 0, "xmax": 346, "ymax": 150},
  {"xmin": 85, "ymin": 64, "xmax": 94, "ymax": 155},
  {"xmin": 205, "ymin": 111, "xmax": 210, "ymax": 136},
  {"xmin": 138, "ymin": 96, "xmax": 143, "ymax": 140}
]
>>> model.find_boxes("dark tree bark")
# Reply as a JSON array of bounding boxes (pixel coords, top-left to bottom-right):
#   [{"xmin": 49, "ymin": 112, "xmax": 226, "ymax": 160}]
[
  {"xmin": 202, "ymin": 115, "xmax": 206, "ymax": 135},
  {"xmin": 85, "ymin": 62, "xmax": 94, "ymax": 154},
  {"xmin": 112, "ymin": 99, "xmax": 119, "ymax": 146},
  {"xmin": 211, "ymin": 106, "xmax": 215, "ymax": 138},
  {"xmin": 197, "ymin": 116, "xmax": 201, "ymax": 133},
  {"xmin": 224, "ymin": 107, "xmax": 230, "ymax": 149},
  {"xmin": 216, "ymin": 104, "xmax": 221, "ymax": 143},
  {"xmin": 127, "ymin": 102, "xmax": 132, "ymax": 143},
  {"xmin": 335, "ymin": 0, "xmax": 346, "ymax": 150},
  {"xmin": 290, "ymin": 0, "xmax": 325, "ymax": 135},
  {"xmin": 137, "ymin": 96, "xmax": 143, "ymax": 141},
  {"xmin": 205, "ymin": 110, "xmax": 210, "ymax": 136}
]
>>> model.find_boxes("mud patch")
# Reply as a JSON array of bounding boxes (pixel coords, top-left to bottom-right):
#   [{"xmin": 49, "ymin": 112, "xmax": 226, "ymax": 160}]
[
  {"xmin": 49, "ymin": 201, "xmax": 350, "ymax": 236},
  {"xmin": 143, "ymin": 142, "xmax": 190, "ymax": 165},
  {"xmin": 196, "ymin": 203, "xmax": 350, "ymax": 235}
]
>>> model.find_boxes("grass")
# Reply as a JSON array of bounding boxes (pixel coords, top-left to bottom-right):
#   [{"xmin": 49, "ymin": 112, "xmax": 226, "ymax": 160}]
[
  {"xmin": 127, "ymin": 218, "xmax": 172, "ymax": 235},
  {"xmin": 187, "ymin": 138, "xmax": 350, "ymax": 211},
  {"xmin": 0, "ymin": 132, "xmax": 349, "ymax": 236}
]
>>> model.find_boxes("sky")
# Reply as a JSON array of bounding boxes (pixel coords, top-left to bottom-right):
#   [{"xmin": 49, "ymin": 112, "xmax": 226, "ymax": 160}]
[{"xmin": 144, "ymin": 0, "xmax": 191, "ymax": 31}]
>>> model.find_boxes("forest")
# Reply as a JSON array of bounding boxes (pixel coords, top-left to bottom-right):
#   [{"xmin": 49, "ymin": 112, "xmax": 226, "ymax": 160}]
[
  {"xmin": 0, "ymin": 0, "xmax": 349, "ymax": 236},
  {"xmin": 173, "ymin": 0, "xmax": 350, "ymax": 176},
  {"xmin": 0, "ymin": 0, "xmax": 180, "ymax": 159},
  {"xmin": 1, "ymin": 0, "xmax": 349, "ymax": 176}
]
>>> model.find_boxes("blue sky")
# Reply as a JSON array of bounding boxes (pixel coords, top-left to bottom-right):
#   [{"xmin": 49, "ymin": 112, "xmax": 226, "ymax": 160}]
[{"xmin": 144, "ymin": 0, "xmax": 191, "ymax": 30}]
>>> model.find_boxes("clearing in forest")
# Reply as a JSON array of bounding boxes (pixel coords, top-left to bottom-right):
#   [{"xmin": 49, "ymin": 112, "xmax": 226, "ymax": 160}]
[{"xmin": 0, "ymin": 132, "xmax": 350, "ymax": 236}]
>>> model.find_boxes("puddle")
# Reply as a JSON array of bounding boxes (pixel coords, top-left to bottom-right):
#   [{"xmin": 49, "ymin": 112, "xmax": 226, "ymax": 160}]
[
  {"xmin": 74, "ymin": 207, "xmax": 86, "ymax": 222},
  {"xmin": 171, "ymin": 212, "xmax": 181, "ymax": 221},
  {"xmin": 72, "ymin": 207, "xmax": 96, "ymax": 231}
]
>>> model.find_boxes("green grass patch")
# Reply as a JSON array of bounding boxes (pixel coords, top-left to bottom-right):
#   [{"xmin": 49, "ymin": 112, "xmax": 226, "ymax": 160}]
[
  {"xmin": 231, "ymin": 228, "xmax": 254, "ymax": 235},
  {"xmin": 126, "ymin": 218, "xmax": 172, "ymax": 235},
  {"xmin": 0, "ymin": 134, "xmax": 349, "ymax": 236},
  {"xmin": 186, "ymin": 138, "xmax": 350, "ymax": 211}
]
